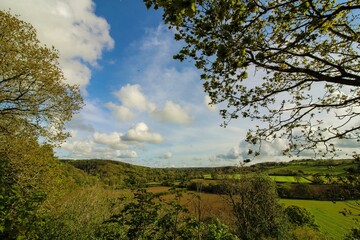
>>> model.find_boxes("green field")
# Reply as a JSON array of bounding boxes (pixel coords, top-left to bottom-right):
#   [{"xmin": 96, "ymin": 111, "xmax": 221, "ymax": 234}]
[
  {"xmin": 156, "ymin": 186, "xmax": 360, "ymax": 240},
  {"xmin": 203, "ymin": 173, "xmax": 212, "ymax": 179},
  {"xmin": 280, "ymin": 199, "xmax": 360, "ymax": 239},
  {"xmin": 265, "ymin": 162, "xmax": 357, "ymax": 175},
  {"xmin": 269, "ymin": 175, "xmax": 311, "ymax": 183},
  {"xmin": 203, "ymin": 174, "xmax": 313, "ymax": 183}
]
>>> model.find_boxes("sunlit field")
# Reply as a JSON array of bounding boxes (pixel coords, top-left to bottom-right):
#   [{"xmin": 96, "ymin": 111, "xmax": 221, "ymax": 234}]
[{"xmin": 147, "ymin": 188, "xmax": 360, "ymax": 240}]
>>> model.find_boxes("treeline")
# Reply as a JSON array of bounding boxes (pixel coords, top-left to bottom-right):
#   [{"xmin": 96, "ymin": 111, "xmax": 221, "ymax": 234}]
[
  {"xmin": 62, "ymin": 159, "xmax": 253, "ymax": 188},
  {"xmin": 62, "ymin": 159, "xmax": 360, "ymax": 201}
]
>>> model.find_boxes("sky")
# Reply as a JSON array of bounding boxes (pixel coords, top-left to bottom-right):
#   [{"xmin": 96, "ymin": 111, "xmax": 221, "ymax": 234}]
[{"xmin": 0, "ymin": 0, "xmax": 357, "ymax": 167}]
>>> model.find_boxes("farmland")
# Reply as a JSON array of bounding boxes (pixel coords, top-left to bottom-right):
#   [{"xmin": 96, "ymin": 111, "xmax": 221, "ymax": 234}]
[
  {"xmin": 146, "ymin": 187, "xmax": 360, "ymax": 240},
  {"xmin": 281, "ymin": 199, "xmax": 360, "ymax": 239},
  {"xmin": 61, "ymin": 158, "xmax": 360, "ymax": 239}
]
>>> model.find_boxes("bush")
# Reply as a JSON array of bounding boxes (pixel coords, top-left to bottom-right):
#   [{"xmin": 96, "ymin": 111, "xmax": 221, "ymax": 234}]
[
  {"xmin": 285, "ymin": 205, "xmax": 318, "ymax": 229},
  {"xmin": 289, "ymin": 226, "xmax": 327, "ymax": 240}
]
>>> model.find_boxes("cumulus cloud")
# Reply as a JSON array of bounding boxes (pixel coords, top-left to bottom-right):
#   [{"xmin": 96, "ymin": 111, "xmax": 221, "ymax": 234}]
[
  {"xmin": 0, "ymin": 0, "xmax": 114, "ymax": 91},
  {"xmin": 115, "ymin": 84, "xmax": 156, "ymax": 112},
  {"xmin": 106, "ymin": 102, "xmax": 135, "ymax": 122},
  {"xmin": 93, "ymin": 132, "xmax": 128, "ymax": 150},
  {"xmin": 216, "ymin": 147, "xmax": 242, "ymax": 160},
  {"xmin": 61, "ymin": 140, "xmax": 94, "ymax": 157},
  {"xmin": 259, "ymin": 139, "xmax": 289, "ymax": 156},
  {"xmin": 122, "ymin": 122, "xmax": 164, "ymax": 144},
  {"xmin": 60, "ymin": 139, "xmax": 136, "ymax": 160},
  {"xmin": 216, "ymin": 138, "xmax": 291, "ymax": 162},
  {"xmin": 153, "ymin": 101, "xmax": 191, "ymax": 124},
  {"xmin": 109, "ymin": 85, "xmax": 192, "ymax": 125}
]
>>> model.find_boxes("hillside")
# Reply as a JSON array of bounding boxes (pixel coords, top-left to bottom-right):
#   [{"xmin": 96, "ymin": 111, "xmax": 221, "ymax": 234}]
[{"xmin": 61, "ymin": 158, "xmax": 359, "ymax": 190}]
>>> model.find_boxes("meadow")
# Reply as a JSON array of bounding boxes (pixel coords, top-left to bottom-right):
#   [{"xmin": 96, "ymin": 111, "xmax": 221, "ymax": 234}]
[
  {"xmin": 149, "ymin": 187, "xmax": 360, "ymax": 240},
  {"xmin": 280, "ymin": 199, "xmax": 360, "ymax": 239}
]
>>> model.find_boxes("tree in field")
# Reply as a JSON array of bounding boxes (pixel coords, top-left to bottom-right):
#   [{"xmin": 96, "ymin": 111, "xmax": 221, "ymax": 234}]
[
  {"xmin": 0, "ymin": 10, "xmax": 83, "ymax": 143},
  {"xmin": 144, "ymin": 0, "xmax": 360, "ymax": 158},
  {"xmin": 219, "ymin": 175, "xmax": 288, "ymax": 239},
  {"xmin": 285, "ymin": 205, "xmax": 318, "ymax": 229}
]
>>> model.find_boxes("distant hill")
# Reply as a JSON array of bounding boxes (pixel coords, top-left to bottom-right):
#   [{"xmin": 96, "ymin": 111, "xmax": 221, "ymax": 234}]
[{"xmin": 60, "ymin": 158, "xmax": 359, "ymax": 189}]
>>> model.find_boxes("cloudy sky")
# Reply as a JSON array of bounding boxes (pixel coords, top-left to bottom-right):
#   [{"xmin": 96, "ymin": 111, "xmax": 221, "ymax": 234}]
[{"xmin": 1, "ymin": 1, "xmax": 356, "ymax": 167}]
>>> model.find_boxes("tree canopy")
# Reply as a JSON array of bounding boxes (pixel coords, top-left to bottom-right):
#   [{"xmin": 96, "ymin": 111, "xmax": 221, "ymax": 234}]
[
  {"xmin": 0, "ymin": 10, "xmax": 83, "ymax": 143},
  {"xmin": 144, "ymin": 0, "xmax": 360, "ymax": 158}
]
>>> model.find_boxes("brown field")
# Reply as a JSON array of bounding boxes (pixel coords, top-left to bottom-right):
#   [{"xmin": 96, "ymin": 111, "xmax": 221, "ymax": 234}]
[{"xmin": 148, "ymin": 187, "xmax": 235, "ymax": 226}]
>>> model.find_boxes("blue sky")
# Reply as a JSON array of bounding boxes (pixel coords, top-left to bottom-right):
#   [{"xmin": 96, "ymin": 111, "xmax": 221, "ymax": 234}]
[{"xmin": 1, "ymin": 1, "xmax": 357, "ymax": 167}]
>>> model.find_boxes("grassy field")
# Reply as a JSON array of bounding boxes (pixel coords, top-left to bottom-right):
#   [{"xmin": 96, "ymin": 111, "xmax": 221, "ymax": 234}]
[
  {"xmin": 202, "ymin": 174, "xmax": 312, "ymax": 183},
  {"xmin": 269, "ymin": 175, "xmax": 311, "ymax": 183},
  {"xmin": 280, "ymin": 199, "xmax": 360, "ymax": 239},
  {"xmin": 151, "ymin": 187, "xmax": 360, "ymax": 240},
  {"xmin": 265, "ymin": 162, "xmax": 357, "ymax": 175}
]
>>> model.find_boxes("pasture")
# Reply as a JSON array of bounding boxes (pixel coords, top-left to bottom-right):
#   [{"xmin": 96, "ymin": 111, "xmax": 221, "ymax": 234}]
[
  {"xmin": 269, "ymin": 175, "xmax": 311, "ymax": 183},
  {"xmin": 149, "ymin": 187, "xmax": 360, "ymax": 240},
  {"xmin": 280, "ymin": 199, "xmax": 360, "ymax": 239}
]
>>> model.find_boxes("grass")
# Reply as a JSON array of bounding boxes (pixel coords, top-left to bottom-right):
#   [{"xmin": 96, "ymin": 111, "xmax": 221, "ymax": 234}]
[
  {"xmin": 156, "ymin": 188, "xmax": 360, "ymax": 240},
  {"xmin": 203, "ymin": 173, "xmax": 212, "ymax": 179},
  {"xmin": 269, "ymin": 175, "xmax": 311, "ymax": 183},
  {"xmin": 265, "ymin": 162, "xmax": 357, "ymax": 175},
  {"xmin": 202, "ymin": 174, "xmax": 312, "ymax": 183},
  {"xmin": 280, "ymin": 199, "xmax": 360, "ymax": 240}
]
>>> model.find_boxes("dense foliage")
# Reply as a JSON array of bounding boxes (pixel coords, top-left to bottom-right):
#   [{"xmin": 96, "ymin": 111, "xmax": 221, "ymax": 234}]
[
  {"xmin": 0, "ymin": 10, "xmax": 83, "ymax": 143},
  {"xmin": 0, "ymin": 10, "xmax": 83, "ymax": 239},
  {"xmin": 97, "ymin": 189, "xmax": 237, "ymax": 240},
  {"xmin": 144, "ymin": 0, "xmax": 360, "ymax": 158},
  {"xmin": 219, "ymin": 175, "xmax": 288, "ymax": 239}
]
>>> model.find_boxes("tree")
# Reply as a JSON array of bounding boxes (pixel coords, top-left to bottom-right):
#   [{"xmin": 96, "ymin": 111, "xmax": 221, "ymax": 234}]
[
  {"xmin": 0, "ymin": 135, "xmax": 63, "ymax": 239},
  {"xmin": 219, "ymin": 174, "xmax": 288, "ymax": 239},
  {"xmin": 0, "ymin": 10, "xmax": 83, "ymax": 143},
  {"xmin": 144, "ymin": 0, "xmax": 360, "ymax": 158},
  {"xmin": 0, "ymin": 11, "xmax": 83, "ymax": 239},
  {"xmin": 285, "ymin": 205, "xmax": 318, "ymax": 229},
  {"xmin": 99, "ymin": 189, "xmax": 239, "ymax": 240},
  {"xmin": 345, "ymin": 225, "xmax": 360, "ymax": 240}
]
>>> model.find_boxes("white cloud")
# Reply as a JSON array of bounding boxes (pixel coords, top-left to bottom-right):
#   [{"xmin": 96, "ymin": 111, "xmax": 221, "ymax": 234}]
[
  {"xmin": 216, "ymin": 138, "xmax": 290, "ymax": 162},
  {"xmin": 259, "ymin": 139, "xmax": 289, "ymax": 156},
  {"xmin": 93, "ymin": 132, "xmax": 128, "ymax": 150},
  {"xmin": 60, "ymin": 60, "xmax": 92, "ymax": 88},
  {"xmin": 216, "ymin": 147, "xmax": 241, "ymax": 160},
  {"xmin": 122, "ymin": 122, "xmax": 164, "ymax": 144},
  {"xmin": 106, "ymin": 102, "xmax": 135, "ymax": 122},
  {"xmin": 0, "ymin": 0, "xmax": 114, "ymax": 91},
  {"xmin": 61, "ymin": 140, "xmax": 94, "ymax": 157},
  {"xmin": 115, "ymin": 84, "xmax": 156, "ymax": 112},
  {"xmin": 153, "ymin": 101, "xmax": 191, "ymax": 124}
]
